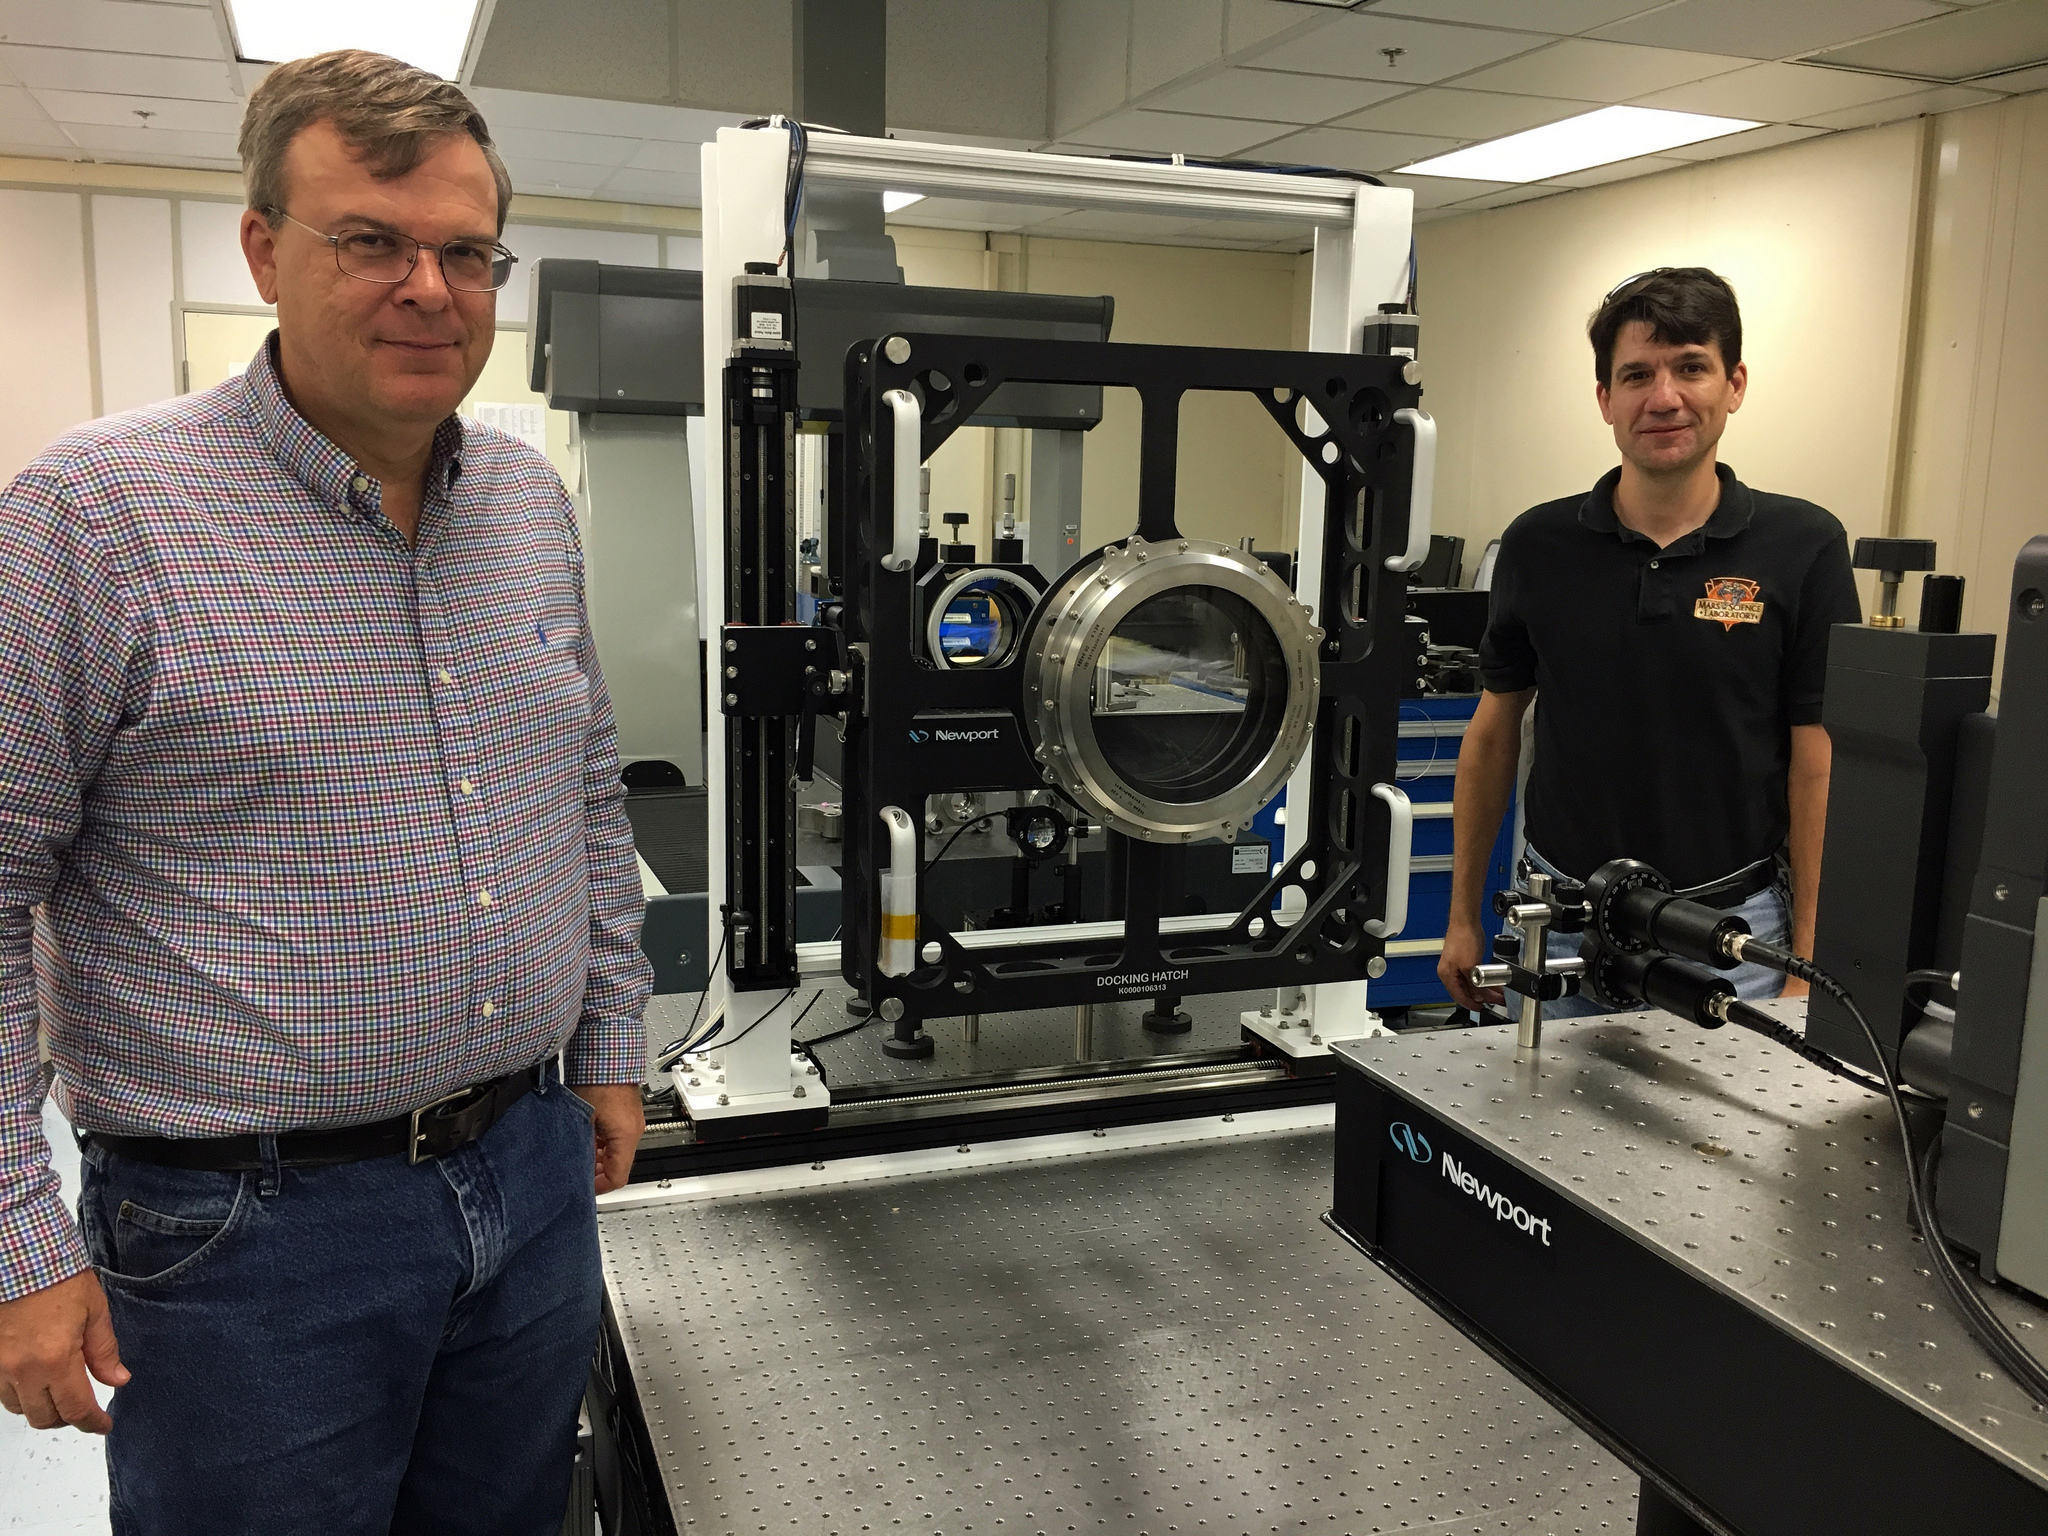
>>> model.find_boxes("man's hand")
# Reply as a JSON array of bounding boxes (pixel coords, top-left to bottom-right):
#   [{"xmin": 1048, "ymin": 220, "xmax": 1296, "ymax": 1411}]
[
  {"xmin": 0, "ymin": 1269, "xmax": 127, "ymax": 1434},
  {"xmin": 1439, "ymin": 919, "xmax": 1503, "ymax": 1014},
  {"xmin": 571, "ymin": 1083, "xmax": 645, "ymax": 1194}
]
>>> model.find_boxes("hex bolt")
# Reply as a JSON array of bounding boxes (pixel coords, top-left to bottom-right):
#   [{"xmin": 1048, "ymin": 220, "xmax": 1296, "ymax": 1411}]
[{"xmin": 716, "ymin": 1093, "xmax": 729, "ymax": 1106}]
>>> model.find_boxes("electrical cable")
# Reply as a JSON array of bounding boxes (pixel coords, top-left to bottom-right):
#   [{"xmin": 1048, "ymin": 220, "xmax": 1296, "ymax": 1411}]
[
  {"xmin": 1732, "ymin": 942, "xmax": 2048, "ymax": 1407},
  {"xmin": 925, "ymin": 813, "xmax": 996, "ymax": 871},
  {"xmin": 655, "ymin": 929, "xmax": 728, "ymax": 1066},
  {"xmin": 1721, "ymin": 997, "xmax": 1912, "ymax": 1101}
]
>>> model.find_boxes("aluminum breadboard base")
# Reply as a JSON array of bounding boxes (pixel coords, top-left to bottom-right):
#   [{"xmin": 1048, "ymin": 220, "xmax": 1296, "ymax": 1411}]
[{"xmin": 598, "ymin": 1121, "xmax": 1636, "ymax": 1533}]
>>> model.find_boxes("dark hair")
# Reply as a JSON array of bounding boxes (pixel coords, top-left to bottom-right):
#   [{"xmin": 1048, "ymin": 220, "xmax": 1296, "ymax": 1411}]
[
  {"xmin": 1587, "ymin": 267, "xmax": 1742, "ymax": 385},
  {"xmin": 240, "ymin": 50, "xmax": 513, "ymax": 234}
]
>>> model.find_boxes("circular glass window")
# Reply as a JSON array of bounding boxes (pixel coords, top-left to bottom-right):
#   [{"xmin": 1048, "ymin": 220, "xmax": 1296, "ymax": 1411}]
[
  {"xmin": 1088, "ymin": 586, "xmax": 1290, "ymax": 804},
  {"xmin": 929, "ymin": 570, "xmax": 1038, "ymax": 670}
]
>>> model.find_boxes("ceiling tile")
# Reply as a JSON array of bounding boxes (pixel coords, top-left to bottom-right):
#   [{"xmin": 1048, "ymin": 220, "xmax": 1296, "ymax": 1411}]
[
  {"xmin": 1064, "ymin": 108, "xmax": 1298, "ymax": 156},
  {"xmin": 1158, "ymin": 215, "xmax": 1318, "ymax": 242},
  {"xmin": 0, "ymin": 118, "xmax": 75, "ymax": 150},
  {"xmin": 1975, "ymin": 61, "xmax": 2048, "ymax": 94},
  {"xmin": 889, "ymin": 128, "xmax": 1047, "ymax": 153},
  {"xmin": 1144, "ymin": 67, "xmax": 1406, "ymax": 123},
  {"xmin": 1447, "ymin": 38, "xmax": 1750, "ymax": 101},
  {"xmin": 1633, "ymin": 60, "xmax": 1939, "ymax": 119},
  {"xmin": 1373, "ymin": 170, "xmax": 1519, "ymax": 207},
  {"xmin": 1225, "ymin": 1, "xmax": 1332, "ymax": 56},
  {"xmin": 492, "ymin": 125, "xmax": 639, "ymax": 171},
  {"xmin": 64, "ymin": 122, "xmax": 237, "ymax": 161},
  {"xmin": 0, "ymin": 1, "xmax": 225, "ymax": 58},
  {"xmin": 589, "ymin": 167, "xmax": 701, "ymax": 206},
  {"xmin": 1445, "ymin": 183, "xmax": 1569, "ymax": 210},
  {"xmin": 1541, "ymin": 152, "xmax": 1691, "ymax": 186},
  {"xmin": 623, "ymin": 139, "xmax": 703, "ymax": 175},
  {"xmin": 1249, "ymin": 124, "xmax": 1464, "ymax": 172},
  {"xmin": 1657, "ymin": 121, "xmax": 1827, "ymax": 159},
  {"xmin": 1371, "ymin": 0, "xmax": 1666, "ymax": 28},
  {"xmin": 1809, "ymin": 0, "xmax": 2048, "ymax": 81},
  {"xmin": 1593, "ymin": 0, "xmax": 1952, "ymax": 61},
  {"xmin": 1336, "ymin": 86, "xmax": 1601, "ymax": 138},
  {"xmin": 1243, "ymin": 12, "xmax": 1551, "ymax": 84},
  {"xmin": 0, "ymin": 81, "xmax": 47, "ymax": 120},
  {"xmin": 508, "ymin": 157, "xmax": 616, "ymax": 195},
  {"xmin": 0, "ymin": 45, "xmax": 234, "ymax": 101},
  {"xmin": 26, "ymin": 88, "xmax": 239, "ymax": 133},
  {"xmin": 1795, "ymin": 83, "xmax": 2003, "ymax": 130},
  {"xmin": 465, "ymin": 87, "xmax": 738, "ymax": 145}
]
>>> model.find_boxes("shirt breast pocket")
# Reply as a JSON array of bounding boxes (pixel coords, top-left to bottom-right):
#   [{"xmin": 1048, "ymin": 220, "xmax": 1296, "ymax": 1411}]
[{"xmin": 533, "ymin": 610, "xmax": 592, "ymax": 716}]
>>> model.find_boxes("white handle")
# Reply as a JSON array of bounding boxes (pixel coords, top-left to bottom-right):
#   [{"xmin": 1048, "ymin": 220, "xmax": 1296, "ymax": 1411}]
[
  {"xmin": 1386, "ymin": 408, "xmax": 1435, "ymax": 574},
  {"xmin": 882, "ymin": 389, "xmax": 922, "ymax": 572},
  {"xmin": 878, "ymin": 805, "xmax": 918, "ymax": 976},
  {"xmin": 1364, "ymin": 782, "xmax": 1413, "ymax": 938}
]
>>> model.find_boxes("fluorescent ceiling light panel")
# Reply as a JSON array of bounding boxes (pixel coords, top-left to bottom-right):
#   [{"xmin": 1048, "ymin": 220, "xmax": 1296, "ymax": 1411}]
[
  {"xmin": 882, "ymin": 190, "xmax": 926, "ymax": 213},
  {"xmin": 226, "ymin": 0, "xmax": 484, "ymax": 81},
  {"xmin": 1398, "ymin": 105, "xmax": 1760, "ymax": 183}
]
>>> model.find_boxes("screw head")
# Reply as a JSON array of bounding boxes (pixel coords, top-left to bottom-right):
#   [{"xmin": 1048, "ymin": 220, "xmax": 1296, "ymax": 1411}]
[
  {"xmin": 724, "ymin": 692, "xmax": 738, "ymax": 706},
  {"xmin": 883, "ymin": 336, "xmax": 912, "ymax": 364},
  {"xmin": 880, "ymin": 997, "xmax": 905, "ymax": 1022},
  {"xmin": 716, "ymin": 1093, "xmax": 729, "ymax": 1106},
  {"xmin": 1968, "ymin": 1102, "xmax": 1986, "ymax": 1119},
  {"xmin": 1367, "ymin": 955, "xmax": 1387, "ymax": 978}
]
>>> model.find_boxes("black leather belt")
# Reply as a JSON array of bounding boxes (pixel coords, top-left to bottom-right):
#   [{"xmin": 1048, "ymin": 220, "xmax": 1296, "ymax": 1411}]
[
  {"xmin": 1520, "ymin": 854, "xmax": 1779, "ymax": 911},
  {"xmin": 86, "ymin": 1062, "xmax": 549, "ymax": 1172}
]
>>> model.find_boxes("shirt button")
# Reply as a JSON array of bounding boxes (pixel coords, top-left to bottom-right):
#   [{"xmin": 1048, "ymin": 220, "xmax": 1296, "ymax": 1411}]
[
  {"xmin": 351, "ymin": 475, "xmax": 370, "ymax": 493},
  {"xmin": 481, "ymin": 999, "xmax": 496, "ymax": 1018},
  {"xmin": 477, "ymin": 889, "xmax": 494, "ymax": 908},
  {"xmin": 459, "ymin": 777, "xmax": 475, "ymax": 795},
  {"xmin": 1650, "ymin": 559, "xmax": 1661, "ymax": 568},
  {"xmin": 438, "ymin": 668, "xmax": 454, "ymax": 685}
]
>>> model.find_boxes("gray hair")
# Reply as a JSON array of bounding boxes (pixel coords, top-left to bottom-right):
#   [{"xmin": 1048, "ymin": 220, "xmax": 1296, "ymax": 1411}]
[{"xmin": 238, "ymin": 50, "xmax": 513, "ymax": 233}]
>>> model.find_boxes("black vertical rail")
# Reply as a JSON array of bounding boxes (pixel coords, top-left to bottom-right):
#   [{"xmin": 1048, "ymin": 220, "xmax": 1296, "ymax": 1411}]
[{"xmin": 725, "ymin": 358, "xmax": 801, "ymax": 990}]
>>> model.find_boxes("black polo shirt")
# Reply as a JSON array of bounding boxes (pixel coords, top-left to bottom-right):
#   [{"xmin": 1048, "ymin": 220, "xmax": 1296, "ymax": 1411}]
[{"xmin": 1479, "ymin": 463, "xmax": 1860, "ymax": 889}]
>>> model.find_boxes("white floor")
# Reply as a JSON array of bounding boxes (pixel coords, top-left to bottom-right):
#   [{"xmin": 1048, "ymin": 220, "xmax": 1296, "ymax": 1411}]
[{"xmin": 2, "ymin": 1101, "xmax": 110, "ymax": 1535}]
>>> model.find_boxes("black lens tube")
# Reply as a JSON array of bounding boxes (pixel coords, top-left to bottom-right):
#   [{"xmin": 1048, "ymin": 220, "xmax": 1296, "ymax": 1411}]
[{"xmin": 1603, "ymin": 950, "xmax": 1736, "ymax": 1028}]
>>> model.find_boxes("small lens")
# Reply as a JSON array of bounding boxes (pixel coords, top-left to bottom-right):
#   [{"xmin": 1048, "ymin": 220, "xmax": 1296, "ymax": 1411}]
[{"xmin": 936, "ymin": 579, "xmax": 1016, "ymax": 667}]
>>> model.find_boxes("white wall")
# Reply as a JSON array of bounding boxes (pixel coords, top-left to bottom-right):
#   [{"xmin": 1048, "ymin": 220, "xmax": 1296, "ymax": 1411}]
[
  {"xmin": 1412, "ymin": 120, "xmax": 1925, "ymax": 579},
  {"xmin": 1898, "ymin": 91, "xmax": 2048, "ymax": 654},
  {"xmin": 0, "ymin": 162, "xmax": 701, "ymax": 484},
  {"xmin": 0, "ymin": 189, "xmax": 94, "ymax": 478}
]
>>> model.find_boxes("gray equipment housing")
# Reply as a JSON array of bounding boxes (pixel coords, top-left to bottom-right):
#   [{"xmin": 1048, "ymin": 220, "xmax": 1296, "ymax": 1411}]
[{"xmin": 1808, "ymin": 536, "xmax": 2048, "ymax": 1296}]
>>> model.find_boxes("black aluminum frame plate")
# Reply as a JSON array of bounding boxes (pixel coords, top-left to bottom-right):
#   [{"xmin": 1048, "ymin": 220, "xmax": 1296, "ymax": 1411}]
[{"xmin": 836, "ymin": 333, "xmax": 1423, "ymax": 1023}]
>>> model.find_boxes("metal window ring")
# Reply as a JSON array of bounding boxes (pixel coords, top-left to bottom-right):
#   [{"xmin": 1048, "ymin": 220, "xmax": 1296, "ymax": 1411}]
[
  {"xmin": 925, "ymin": 566, "xmax": 1043, "ymax": 670},
  {"xmin": 1021, "ymin": 536, "xmax": 1321, "ymax": 844}
]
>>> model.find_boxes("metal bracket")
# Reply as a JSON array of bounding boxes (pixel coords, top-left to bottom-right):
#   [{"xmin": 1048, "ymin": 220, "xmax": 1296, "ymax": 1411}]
[{"xmin": 718, "ymin": 625, "xmax": 849, "ymax": 717}]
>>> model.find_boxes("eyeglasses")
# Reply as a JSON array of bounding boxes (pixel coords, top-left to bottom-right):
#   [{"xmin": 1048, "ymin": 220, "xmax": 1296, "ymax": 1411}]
[{"xmin": 269, "ymin": 210, "xmax": 518, "ymax": 293}]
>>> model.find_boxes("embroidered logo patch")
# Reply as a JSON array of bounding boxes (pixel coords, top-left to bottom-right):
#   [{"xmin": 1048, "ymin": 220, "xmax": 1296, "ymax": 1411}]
[{"xmin": 1695, "ymin": 576, "xmax": 1764, "ymax": 630}]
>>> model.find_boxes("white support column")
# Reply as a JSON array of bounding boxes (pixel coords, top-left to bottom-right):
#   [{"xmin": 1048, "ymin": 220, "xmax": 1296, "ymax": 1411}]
[
  {"xmin": 1250, "ymin": 181, "xmax": 1414, "ymax": 1058},
  {"xmin": 680, "ymin": 126, "xmax": 829, "ymax": 1128}
]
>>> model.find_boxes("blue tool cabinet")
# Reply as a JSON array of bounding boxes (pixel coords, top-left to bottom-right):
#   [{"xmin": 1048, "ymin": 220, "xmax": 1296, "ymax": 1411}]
[{"xmin": 1368, "ymin": 693, "xmax": 1517, "ymax": 1010}]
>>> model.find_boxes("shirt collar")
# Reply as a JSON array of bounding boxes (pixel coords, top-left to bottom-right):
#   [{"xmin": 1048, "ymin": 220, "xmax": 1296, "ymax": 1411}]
[
  {"xmin": 1577, "ymin": 461, "xmax": 1754, "ymax": 544},
  {"xmin": 242, "ymin": 331, "xmax": 467, "ymax": 518}
]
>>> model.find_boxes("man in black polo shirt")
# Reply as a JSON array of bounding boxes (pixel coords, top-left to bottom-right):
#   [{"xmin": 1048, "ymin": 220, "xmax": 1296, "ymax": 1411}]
[{"xmin": 1439, "ymin": 267, "xmax": 1861, "ymax": 1016}]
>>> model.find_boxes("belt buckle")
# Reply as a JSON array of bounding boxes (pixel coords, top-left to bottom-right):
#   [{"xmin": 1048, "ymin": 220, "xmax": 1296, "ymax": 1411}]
[{"xmin": 408, "ymin": 1084, "xmax": 486, "ymax": 1165}]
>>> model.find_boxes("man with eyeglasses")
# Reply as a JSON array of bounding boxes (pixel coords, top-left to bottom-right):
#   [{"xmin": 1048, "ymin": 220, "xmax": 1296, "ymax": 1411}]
[
  {"xmin": 1439, "ymin": 267, "xmax": 1860, "ymax": 1019},
  {"xmin": 0, "ymin": 49, "xmax": 650, "ymax": 1534}
]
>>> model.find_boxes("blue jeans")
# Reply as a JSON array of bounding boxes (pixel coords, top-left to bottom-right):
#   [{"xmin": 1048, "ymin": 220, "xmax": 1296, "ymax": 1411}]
[
  {"xmin": 1516, "ymin": 846, "xmax": 1790, "ymax": 1021},
  {"xmin": 77, "ymin": 1073, "xmax": 601, "ymax": 1536}
]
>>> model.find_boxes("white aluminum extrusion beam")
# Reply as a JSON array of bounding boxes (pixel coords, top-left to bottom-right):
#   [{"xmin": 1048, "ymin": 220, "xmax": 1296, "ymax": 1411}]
[{"xmin": 799, "ymin": 133, "xmax": 1366, "ymax": 225}]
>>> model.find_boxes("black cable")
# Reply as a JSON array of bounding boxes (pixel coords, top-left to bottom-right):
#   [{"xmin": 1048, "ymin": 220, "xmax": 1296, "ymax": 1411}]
[
  {"xmin": 703, "ymin": 984, "xmax": 800, "ymax": 1056},
  {"xmin": 1722, "ymin": 998, "xmax": 1909, "ymax": 1100},
  {"xmin": 925, "ymin": 813, "xmax": 995, "ymax": 870},
  {"xmin": 796, "ymin": 1008, "xmax": 873, "ymax": 1056},
  {"xmin": 655, "ymin": 929, "xmax": 728, "ymax": 1064},
  {"xmin": 1768, "ymin": 953, "xmax": 2048, "ymax": 1407}
]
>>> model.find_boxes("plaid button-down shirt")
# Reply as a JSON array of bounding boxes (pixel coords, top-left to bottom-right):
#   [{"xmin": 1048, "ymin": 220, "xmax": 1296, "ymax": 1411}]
[{"xmin": 0, "ymin": 337, "xmax": 651, "ymax": 1301}]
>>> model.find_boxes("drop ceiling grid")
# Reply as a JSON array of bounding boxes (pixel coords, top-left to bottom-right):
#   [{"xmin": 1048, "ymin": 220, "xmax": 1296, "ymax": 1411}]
[{"xmin": 0, "ymin": 1, "xmax": 2035, "ymax": 233}]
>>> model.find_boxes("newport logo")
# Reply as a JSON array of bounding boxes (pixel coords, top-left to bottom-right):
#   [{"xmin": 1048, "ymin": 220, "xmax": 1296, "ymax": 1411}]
[
  {"xmin": 909, "ymin": 725, "xmax": 1003, "ymax": 744},
  {"xmin": 1388, "ymin": 1121, "xmax": 1432, "ymax": 1163},
  {"xmin": 1441, "ymin": 1150, "xmax": 1553, "ymax": 1247},
  {"xmin": 907, "ymin": 729, "xmax": 930, "ymax": 744}
]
